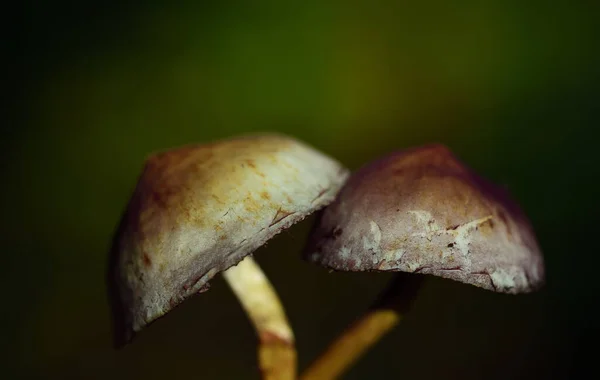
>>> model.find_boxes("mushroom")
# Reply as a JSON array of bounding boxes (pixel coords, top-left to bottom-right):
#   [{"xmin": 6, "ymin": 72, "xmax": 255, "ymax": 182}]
[
  {"xmin": 300, "ymin": 144, "xmax": 545, "ymax": 379},
  {"xmin": 107, "ymin": 133, "xmax": 349, "ymax": 380}
]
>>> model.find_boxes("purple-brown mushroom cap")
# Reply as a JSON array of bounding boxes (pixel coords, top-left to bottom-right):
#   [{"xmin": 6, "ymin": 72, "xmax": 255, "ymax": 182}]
[
  {"xmin": 304, "ymin": 144, "xmax": 544, "ymax": 294},
  {"xmin": 108, "ymin": 134, "xmax": 348, "ymax": 346}
]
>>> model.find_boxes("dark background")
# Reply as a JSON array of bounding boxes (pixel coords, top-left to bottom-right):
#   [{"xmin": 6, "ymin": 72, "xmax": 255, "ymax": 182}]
[{"xmin": 6, "ymin": 1, "xmax": 599, "ymax": 379}]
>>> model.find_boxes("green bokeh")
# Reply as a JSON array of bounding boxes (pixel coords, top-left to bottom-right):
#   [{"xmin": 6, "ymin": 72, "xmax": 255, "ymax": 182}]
[{"xmin": 6, "ymin": 1, "xmax": 598, "ymax": 379}]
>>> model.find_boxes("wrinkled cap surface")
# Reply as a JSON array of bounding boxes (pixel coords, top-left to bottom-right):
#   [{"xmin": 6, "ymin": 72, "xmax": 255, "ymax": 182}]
[
  {"xmin": 109, "ymin": 134, "xmax": 349, "ymax": 345},
  {"xmin": 305, "ymin": 144, "xmax": 544, "ymax": 294}
]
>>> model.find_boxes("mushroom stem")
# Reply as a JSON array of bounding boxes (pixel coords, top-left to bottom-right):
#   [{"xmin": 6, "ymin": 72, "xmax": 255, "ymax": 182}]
[
  {"xmin": 300, "ymin": 310, "xmax": 399, "ymax": 380},
  {"xmin": 223, "ymin": 256, "xmax": 297, "ymax": 380},
  {"xmin": 300, "ymin": 273, "xmax": 423, "ymax": 380}
]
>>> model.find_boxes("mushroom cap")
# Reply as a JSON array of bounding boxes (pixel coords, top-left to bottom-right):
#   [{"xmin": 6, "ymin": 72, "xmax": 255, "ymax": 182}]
[
  {"xmin": 109, "ymin": 134, "xmax": 349, "ymax": 345},
  {"xmin": 304, "ymin": 144, "xmax": 544, "ymax": 294}
]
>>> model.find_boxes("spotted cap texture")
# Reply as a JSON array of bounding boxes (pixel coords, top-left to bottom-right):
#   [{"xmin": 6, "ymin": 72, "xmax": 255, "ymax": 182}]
[
  {"xmin": 108, "ymin": 134, "xmax": 349, "ymax": 345},
  {"xmin": 305, "ymin": 144, "xmax": 544, "ymax": 294}
]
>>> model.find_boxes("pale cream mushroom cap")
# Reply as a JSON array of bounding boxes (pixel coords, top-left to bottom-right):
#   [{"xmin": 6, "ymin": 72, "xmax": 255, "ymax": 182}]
[
  {"xmin": 305, "ymin": 144, "xmax": 544, "ymax": 294},
  {"xmin": 108, "ymin": 134, "xmax": 349, "ymax": 345}
]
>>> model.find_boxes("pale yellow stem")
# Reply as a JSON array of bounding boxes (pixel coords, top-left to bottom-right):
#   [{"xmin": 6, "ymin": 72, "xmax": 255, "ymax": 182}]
[
  {"xmin": 300, "ymin": 310, "xmax": 400, "ymax": 380},
  {"xmin": 300, "ymin": 273, "xmax": 423, "ymax": 380},
  {"xmin": 223, "ymin": 256, "xmax": 297, "ymax": 380}
]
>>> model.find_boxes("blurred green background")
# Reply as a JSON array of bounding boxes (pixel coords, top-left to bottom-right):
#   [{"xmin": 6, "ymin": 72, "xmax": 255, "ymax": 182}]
[{"xmin": 6, "ymin": 1, "xmax": 599, "ymax": 379}]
